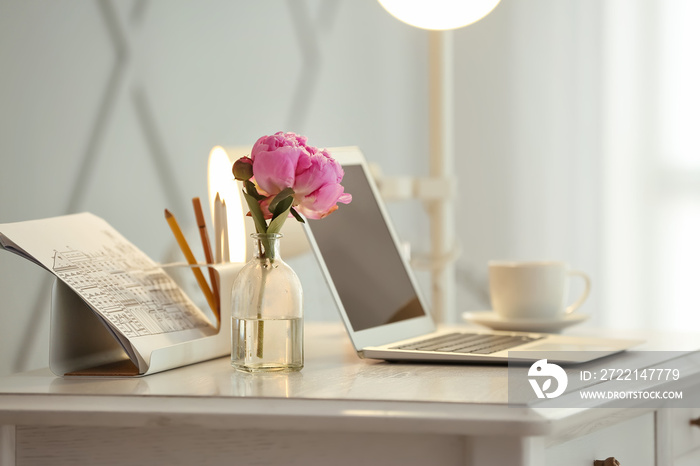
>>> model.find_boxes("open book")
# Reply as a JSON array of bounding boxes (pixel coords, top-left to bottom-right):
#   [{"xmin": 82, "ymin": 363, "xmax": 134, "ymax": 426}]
[{"xmin": 0, "ymin": 212, "xmax": 241, "ymax": 376}]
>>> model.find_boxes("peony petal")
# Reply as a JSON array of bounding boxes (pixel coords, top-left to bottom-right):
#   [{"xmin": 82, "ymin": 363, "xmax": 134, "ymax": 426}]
[
  {"xmin": 297, "ymin": 203, "xmax": 339, "ymax": 220},
  {"xmin": 295, "ymin": 204, "xmax": 323, "ymax": 220},
  {"xmin": 252, "ymin": 146, "xmax": 301, "ymax": 195},
  {"xmin": 294, "ymin": 153, "xmax": 344, "ymax": 197},
  {"xmin": 257, "ymin": 197, "xmax": 274, "ymax": 220},
  {"xmin": 295, "ymin": 183, "xmax": 344, "ymax": 219}
]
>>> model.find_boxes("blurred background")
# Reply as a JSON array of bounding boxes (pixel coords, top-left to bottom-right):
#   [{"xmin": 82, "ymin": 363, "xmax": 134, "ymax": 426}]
[{"xmin": 1, "ymin": 0, "xmax": 699, "ymax": 376}]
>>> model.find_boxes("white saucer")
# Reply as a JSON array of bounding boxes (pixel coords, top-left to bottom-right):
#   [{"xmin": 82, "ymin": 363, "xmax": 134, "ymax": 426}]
[{"xmin": 462, "ymin": 311, "xmax": 589, "ymax": 333}]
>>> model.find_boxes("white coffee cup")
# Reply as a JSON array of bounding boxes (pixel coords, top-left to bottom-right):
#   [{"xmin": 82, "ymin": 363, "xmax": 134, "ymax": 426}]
[{"xmin": 488, "ymin": 261, "xmax": 591, "ymax": 320}]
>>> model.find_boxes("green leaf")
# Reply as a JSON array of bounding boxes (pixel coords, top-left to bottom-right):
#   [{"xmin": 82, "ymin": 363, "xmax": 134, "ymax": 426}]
[
  {"xmin": 245, "ymin": 180, "xmax": 265, "ymax": 201},
  {"xmin": 268, "ymin": 187, "xmax": 295, "ymax": 213},
  {"xmin": 271, "ymin": 195, "xmax": 293, "ymax": 219},
  {"xmin": 290, "ymin": 207, "xmax": 305, "ymax": 224},
  {"xmin": 267, "ymin": 203, "xmax": 292, "ymax": 234},
  {"xmin": 243, "ymin": 190, "xmax": 267, "ymax": 233}
]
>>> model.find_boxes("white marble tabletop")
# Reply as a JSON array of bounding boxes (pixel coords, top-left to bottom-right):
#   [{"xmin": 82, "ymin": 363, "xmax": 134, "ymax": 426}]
[{"xmin": 1, "ymin": 323, "xmax": 699, "ymax": 438}]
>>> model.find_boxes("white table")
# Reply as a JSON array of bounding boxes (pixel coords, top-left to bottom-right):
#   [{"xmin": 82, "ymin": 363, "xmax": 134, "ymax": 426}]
[{"xmin": 1, "ymin": 324, "xmax": 700, "ymax": 466}]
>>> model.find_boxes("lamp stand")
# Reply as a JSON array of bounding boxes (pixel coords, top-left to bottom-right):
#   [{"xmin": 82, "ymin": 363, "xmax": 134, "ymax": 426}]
[{"xmin": 428, "ymin": 30, "xmax": 457, "ymax": 323}]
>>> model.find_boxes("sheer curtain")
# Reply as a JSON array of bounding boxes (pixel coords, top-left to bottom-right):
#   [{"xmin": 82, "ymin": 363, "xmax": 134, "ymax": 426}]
[{"xmin": 602, "ymin": 0, "xmax": 700, "ymax": 330}]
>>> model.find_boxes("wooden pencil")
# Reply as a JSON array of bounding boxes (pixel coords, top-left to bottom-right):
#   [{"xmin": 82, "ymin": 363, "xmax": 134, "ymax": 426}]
[
  {"xmin": 164, "ymin": 209, "xmax": 218, "ymax": 317},
  {"xmin": 192, "ymin": 197, "xmax": 220, "ymax": 323}
]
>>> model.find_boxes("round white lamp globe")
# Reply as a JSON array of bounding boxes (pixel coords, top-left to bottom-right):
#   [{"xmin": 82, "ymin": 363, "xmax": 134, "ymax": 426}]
[{"xmin": 378, "ymin": 0, "xmax": 501, "ymax": 31}]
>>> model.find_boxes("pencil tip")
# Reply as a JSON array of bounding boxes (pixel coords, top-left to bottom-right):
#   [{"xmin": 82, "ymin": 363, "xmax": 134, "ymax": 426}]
[{"xmin": 164, "ymin": 209, "xmax": 172, "ymax": 218}]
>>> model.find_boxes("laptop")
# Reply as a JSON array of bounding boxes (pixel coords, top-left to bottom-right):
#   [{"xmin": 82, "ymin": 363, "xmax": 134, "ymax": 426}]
[{"xmin": 303, "ymin": 147, "xmax": 641, "ymax": 364}]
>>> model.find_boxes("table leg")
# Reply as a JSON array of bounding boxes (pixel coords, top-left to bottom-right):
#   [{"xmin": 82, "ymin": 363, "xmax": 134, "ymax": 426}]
[{"xmin": 0, "ymin": 425, "xmax": 15, "ymax": 466}]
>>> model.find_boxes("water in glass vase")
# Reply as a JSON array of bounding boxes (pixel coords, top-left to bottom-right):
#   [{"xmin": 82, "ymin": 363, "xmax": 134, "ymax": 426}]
[{"xmin": 231, "ymin": 317, "xmax": 304, "ymax": 372}]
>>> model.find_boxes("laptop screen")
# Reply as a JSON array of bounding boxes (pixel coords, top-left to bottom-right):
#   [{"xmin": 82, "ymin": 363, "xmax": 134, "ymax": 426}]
[{"xmin": 306, "ymin": 164, "xmax": 426, "ymax": 331}]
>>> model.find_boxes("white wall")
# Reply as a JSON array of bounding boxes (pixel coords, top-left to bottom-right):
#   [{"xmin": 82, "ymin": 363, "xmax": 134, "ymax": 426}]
[
  {"xmin": 453, "ymin": 1, "xmax": 604, "ymax": 318},
  {"xmin": 602, "ymin": 0, "xmax": 700, "ymax": 331}
]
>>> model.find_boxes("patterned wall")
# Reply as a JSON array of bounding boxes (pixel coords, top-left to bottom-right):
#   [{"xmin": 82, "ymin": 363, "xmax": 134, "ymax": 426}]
[{"xmin": 0, "ymin": 0, "xmax": 429, "ymax": 375}]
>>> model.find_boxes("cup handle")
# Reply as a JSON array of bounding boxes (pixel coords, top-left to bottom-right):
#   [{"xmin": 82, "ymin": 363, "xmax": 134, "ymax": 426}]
[{"xmin": 565, "ymin": 270, "xmax": 591, "ymax": 314}]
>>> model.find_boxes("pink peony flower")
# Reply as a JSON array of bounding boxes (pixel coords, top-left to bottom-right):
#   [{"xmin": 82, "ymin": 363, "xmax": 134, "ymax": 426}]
[
  {"xmin": 293, "ymin": 148, "xmax": 352, "ymax": 219},
  {"xmin": 250, "ymin": 133, "xmax": 307, "ymax": 196},
  {"xmin": 248, "ymin": 132, "xmax": 351, "ymax": 220}
]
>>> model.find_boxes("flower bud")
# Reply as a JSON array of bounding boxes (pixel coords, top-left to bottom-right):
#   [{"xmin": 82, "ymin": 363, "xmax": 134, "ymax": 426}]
[{"xmin": 232, "ymin": 157, "xmax": 254, "ymax": 181}]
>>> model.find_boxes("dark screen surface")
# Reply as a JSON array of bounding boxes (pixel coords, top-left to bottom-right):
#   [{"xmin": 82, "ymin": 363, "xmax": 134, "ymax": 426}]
[{"xmin": 307, "ymin": 165, "xmax": 425, "ymax": 331}]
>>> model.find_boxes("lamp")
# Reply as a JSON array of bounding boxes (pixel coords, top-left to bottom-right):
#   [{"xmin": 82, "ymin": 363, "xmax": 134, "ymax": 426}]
[
  {"xmin": 378, "ymin": 0, "xmax": 500, "ymax": 31},
  {"xmin": 377, "ymin": 0, "xmax": 500, "ymax": 323},
  {"xmin": 207, "ymin": 146, "xmax": 247, "ymax": 263}
]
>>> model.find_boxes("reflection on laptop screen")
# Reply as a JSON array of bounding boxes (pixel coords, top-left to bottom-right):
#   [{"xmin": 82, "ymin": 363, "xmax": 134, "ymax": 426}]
[{"xmin": 307, "ymin": 165, "xmax": 426, "ymax": 331}]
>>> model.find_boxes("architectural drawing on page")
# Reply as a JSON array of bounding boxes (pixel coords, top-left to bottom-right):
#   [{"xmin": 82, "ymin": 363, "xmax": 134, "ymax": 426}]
[{"xmin": 52, "ymin": 244, "xmax": 210, "ymax": 339}]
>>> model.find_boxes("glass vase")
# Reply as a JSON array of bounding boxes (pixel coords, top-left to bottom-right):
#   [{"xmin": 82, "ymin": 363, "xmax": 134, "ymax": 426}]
[{"xmin": 231, "ymin": 233, "xmax": 303, "ymax": 372}]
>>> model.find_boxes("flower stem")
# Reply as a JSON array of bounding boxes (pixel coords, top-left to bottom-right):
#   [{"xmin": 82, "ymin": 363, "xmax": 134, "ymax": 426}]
[{"xmin": 255, "ymin": 238, "xmax": 272, "ymax": 360}]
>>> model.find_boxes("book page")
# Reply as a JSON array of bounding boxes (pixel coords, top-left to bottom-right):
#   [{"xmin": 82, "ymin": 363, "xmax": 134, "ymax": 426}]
[{"xmin": 0, "ymin": 212, "xmax": 217, "ymax": 373}]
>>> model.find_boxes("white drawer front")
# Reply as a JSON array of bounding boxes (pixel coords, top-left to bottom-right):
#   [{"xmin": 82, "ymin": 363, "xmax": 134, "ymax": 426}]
[
  {"xmin": 545, "ymin": 412, "xmax": 655, "ymax": 466},
  {"xmin": 676, "ymin": 448, "xmax": 700, "ymax": 466},
  {"xmin": 670, "ymin": 408, "xmax": 700, "ymax": 458}
]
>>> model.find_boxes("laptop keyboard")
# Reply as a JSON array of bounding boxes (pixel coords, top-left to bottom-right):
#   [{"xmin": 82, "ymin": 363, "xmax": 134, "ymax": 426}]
[{"xmin": 389, "ymin": 332, "xmax": 543, "ymax": 355}]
